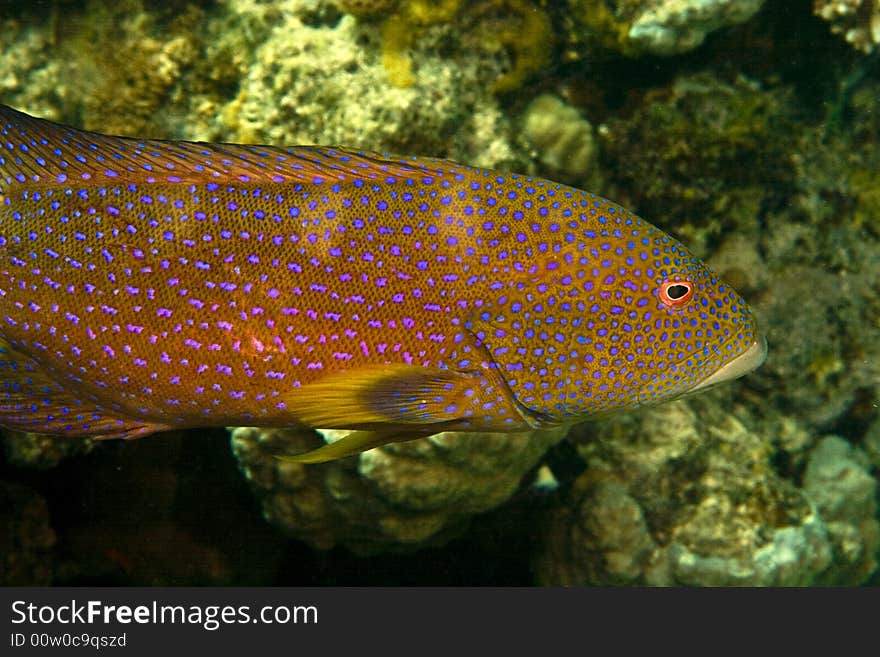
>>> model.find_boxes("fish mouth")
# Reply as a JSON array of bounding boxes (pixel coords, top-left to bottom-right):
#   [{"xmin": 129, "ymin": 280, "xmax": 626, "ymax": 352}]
[
  {"xmin": 635, "ymin": 335, "xmax": 767, "ymax": 408},
  {"xmin": 687, "ymin": 335, "xmax": 768, "ymax": 395}
]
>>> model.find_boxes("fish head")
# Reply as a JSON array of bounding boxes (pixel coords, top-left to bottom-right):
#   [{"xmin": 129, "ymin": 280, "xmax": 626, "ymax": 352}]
[
  {"xmin": 470, "ymin": 201, "xmax": 766, "ymax": 426},
  {"xmin": 629, "ymin": 228, "xmax": 767, "ymax": 409}
]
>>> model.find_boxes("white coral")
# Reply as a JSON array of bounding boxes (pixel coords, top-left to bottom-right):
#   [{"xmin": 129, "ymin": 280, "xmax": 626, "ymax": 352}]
[
  {"xmin": 814, "ymin": 0, "xmax": 880, "ymax": 52},
  {"xmin": 628, "ymin": 0, "xmax": 766, "ymax": 55}
]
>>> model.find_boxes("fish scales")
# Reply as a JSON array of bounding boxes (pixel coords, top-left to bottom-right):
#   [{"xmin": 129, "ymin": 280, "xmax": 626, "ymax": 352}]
[{"xmin": 0, "ymin": 105, "xmax": 766, "ymax": 461}]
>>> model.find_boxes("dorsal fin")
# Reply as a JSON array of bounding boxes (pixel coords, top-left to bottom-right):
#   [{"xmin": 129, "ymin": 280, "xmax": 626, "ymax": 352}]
[{"xmin": 0, "ymin": 104, "xmax": 458, "ymax": 193}]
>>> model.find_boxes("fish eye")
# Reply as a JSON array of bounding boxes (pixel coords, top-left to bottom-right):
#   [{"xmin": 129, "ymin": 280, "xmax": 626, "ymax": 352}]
[{"xmin": 659, "ymin": 280, "xmax": 694, "ymax": 306}]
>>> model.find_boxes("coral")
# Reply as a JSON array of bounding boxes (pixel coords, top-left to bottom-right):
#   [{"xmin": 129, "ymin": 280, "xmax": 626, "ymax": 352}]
[
  {"xmin": 0, "ymin": 0, "xmax": 211, "ymax": 137},
  {"xmin": 747, "ymin": 82, "xmax": 880, "ymax": 436},
  {"xmin": 749, "ymin": 263, "xmax": 879, "ymax": 428},
  {"xmin": 567, "ymin": 0, "xmax": 640, "ymax": 56},
  {"xmin": 565, "ymin": 0, "xmax": 766, "ymax": 57},
  {"xmin": 521, "ymin": 93, "xmax": 598, "ymax": 185},
  {"xmin": 536, "ymin": 399, "xmax": 845, "ymax": 586},
  {"xmin": 598, "ymin": 74, "xmax": 796, "ymax": 248},
  {"xmin": 0, "ymin": 0, "xmax": 529, "ymax": 168},
  {"xmin": 0, "ymin": 11, "xmax": 68, "ymax": 120},
  {"xmin": 69, "ymin": 0, "xmax": 204, "ymax": 136},
  {"xmin": 220, "ymin": 2, "xmax": 524, "ymax": 167},
  {"xmin": 802, "ymin": 436, "xmax": 879, "ymax": 585},
  {"xmin": 339, "ymin": 0, "xmax": 400, "ymax": 17},
  {"xmin": 627, "ymin": 0, "xmax": 766, "ymax": 55},
  {"xmin": 230, "ymin": 425, "xmax": 567, "ymax": 554},
  {"xmin": 378, "ymin": 0, "xmax": 461, "ymax": 88},
  {"xmin": 2, "ymin": 430, "xmax": 96, "ymax": 470},
  {"xmin": 814, "ymin": 0, "xmax": 880, "ymax": 52},
  {"xmin": 485, "ymin": 0, "xmax": 554, "ymax": 93},
  {"xmin": 354, "ymin": 0, "xmax": 551, "ymax": 92},
  {"xmin": 0, "ymin": 481, "xmax": 56, "ymax": 585}
]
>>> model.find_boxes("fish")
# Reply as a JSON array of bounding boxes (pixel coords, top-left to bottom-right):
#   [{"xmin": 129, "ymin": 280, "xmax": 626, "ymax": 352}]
[{"xmin": 0, "ymin": 104, "xmax": 766, "ymax": 463}]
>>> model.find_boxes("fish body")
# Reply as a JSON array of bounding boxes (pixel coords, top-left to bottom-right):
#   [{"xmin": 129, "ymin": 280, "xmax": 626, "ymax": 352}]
[{"xmin": 0, "ymin": 105, "xmax": 766, "ymax": 460}]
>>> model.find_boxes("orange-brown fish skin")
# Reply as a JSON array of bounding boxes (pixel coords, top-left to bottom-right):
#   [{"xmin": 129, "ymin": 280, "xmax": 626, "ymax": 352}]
[{"xmin": 0, "ymin": 105, "xmax": 765, "ymax": 445}]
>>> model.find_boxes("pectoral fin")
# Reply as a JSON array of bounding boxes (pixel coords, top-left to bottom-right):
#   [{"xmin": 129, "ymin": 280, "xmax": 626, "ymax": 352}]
[{"xmin": 282, "ymin": 364, "xmax": 482, "ymax": 428}]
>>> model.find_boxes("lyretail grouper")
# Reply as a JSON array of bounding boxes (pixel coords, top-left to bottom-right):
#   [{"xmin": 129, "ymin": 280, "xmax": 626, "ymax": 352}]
[{"xmin": 0, "ymin": 105, "xmax": 766, "ymax": 462}]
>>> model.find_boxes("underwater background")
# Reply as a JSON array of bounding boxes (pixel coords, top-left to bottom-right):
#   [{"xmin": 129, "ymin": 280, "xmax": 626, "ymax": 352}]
[{"xmin": 0, "ymin": 0, "xmax": 878, "ymax": 586}]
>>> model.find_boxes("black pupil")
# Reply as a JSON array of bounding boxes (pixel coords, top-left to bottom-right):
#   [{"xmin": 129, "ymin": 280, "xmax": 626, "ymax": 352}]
[{"xmin": 667, "ymin": 284, "xmax": 689, "ymax": 300}]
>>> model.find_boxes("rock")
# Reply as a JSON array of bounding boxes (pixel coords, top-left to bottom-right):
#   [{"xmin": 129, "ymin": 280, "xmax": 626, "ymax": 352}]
[
  {"xmin": 536, "ymin": 399, "xmax": 837, "ymax": 585},
  {"xmin": 231, "ymin": 425, "xmax": 567, "ymax": 554}
]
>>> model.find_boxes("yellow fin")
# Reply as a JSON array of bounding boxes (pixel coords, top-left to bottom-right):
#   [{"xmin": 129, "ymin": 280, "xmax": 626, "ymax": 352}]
[
  {"xmin": 283, "ymin": 365, "xmax": 481, "ymax": 429},
  {"xmin": 275, "ymin": 427, "xmax": 443, "ymax": 464}
]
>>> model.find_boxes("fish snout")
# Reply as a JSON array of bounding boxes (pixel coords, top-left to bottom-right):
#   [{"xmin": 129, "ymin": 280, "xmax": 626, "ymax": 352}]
[{"xmin": 687, "ymin": 334, "xmax": 767, "ymax": 395}]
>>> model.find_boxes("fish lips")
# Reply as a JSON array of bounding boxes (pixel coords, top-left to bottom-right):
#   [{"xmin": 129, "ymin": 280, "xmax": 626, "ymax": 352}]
[
  {"xmin": 635, "ymin": 334, "xmax": 768, "ymax": 407},
  {"xmin": 686, "ymin": 334, "xmax": 768, "ymax": 395}
]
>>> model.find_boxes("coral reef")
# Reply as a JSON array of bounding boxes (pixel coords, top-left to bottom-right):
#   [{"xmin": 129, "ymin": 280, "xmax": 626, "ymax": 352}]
[
  {"xmin": 1, "ymin": 481, "xmax": 55, "ymax": 585},
  {"xmin": 565, "ymin": 0, "xmax": 767, "ymax": 57},
  {"xmin": 231, "ymin": 426, "xmax": 567, "ymax": 554},
  {"xmin": 814, "ymin": 0, "xmax": 880, "ymax": 52},
  {"xmin": 374, "ymin": 0, "xmax": 462, "ymax": 88},
  {"xmin": 0, "ymin": 0, "xmax": 217, "ymax": 137},
  {"xmin": 566, "ymin": 0, "xmax": 639, "ymax": 57},
  {"xmin": 536, "ymin": 399, "xmax": 878, "ymax": 585},
  {"xmin": 0, "ymin": 0, "xmax": 524, "ymax": 168},
  {"xmin": 482, "ymin": 0, "xmax": 554, "ymax": 93},
  {"xmin": 749, "ymin": 262, "xmax": 879, "ymax": 429}
]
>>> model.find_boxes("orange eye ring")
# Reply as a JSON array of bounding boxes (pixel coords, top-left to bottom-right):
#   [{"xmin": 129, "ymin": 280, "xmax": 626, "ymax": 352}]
[{"xmin": 659, "ymin": 280, "xmax": 694, "ymax": 306}]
